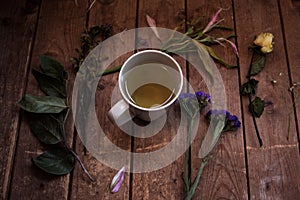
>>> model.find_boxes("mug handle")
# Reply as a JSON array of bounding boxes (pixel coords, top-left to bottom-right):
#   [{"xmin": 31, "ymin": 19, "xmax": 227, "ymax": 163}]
[{"xmin": 108, "ymin": 99, "xmax": 133, "ymax": 126}]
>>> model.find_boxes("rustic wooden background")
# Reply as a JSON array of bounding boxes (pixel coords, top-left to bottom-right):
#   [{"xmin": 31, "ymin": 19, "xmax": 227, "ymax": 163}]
[{"xmin": 1, "ymin": 0, "xmax": 300, "ymax": 199}]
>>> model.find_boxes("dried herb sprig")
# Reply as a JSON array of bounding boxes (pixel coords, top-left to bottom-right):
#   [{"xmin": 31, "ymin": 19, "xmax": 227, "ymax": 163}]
[
  {"xmin": 159, "ymin": 9, "xmax": 238, "ymax": 69},
  {"xmin": 71, "ymin": 24, "xmax": 113, "ymax": 71}
]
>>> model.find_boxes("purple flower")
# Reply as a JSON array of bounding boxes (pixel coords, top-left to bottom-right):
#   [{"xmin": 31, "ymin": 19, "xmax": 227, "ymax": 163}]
[
  {"xmin": 195, "ymin": 91, "xmax": 211, "ymax": 103},
  {"xmin": 110, "ymin": 166, "xmax": 126, "ymax": 193},
  {"xmin": 227, "ymin": 115, "xmax": 241, "ymax": 130},
  {"xmin": 206, "ymin": 110, "xmax": 241, "ymax": 132},
  {"xmin": 179, "ymin": 91, "xmax": 211, "ymax": 118},
  {"xmin": 195, "ymin": 91, "xmax": 211, "ymax": 109}
]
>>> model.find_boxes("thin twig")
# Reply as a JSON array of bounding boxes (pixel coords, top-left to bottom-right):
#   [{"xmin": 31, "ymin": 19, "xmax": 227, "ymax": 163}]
[
  {"xmin": 68, "ymin": 148, "xmax": 95, "ymax": 182},
  {"xmin": 248, "ymin": 95, "xmax": 263, "ymax": 147},
  {"xmin": 61, "ymin": 108, "xmax": 95, "ymax": 182},
  {"xmin": 87, "ymin": 0, "xmax": 96, "ymax": 11}
]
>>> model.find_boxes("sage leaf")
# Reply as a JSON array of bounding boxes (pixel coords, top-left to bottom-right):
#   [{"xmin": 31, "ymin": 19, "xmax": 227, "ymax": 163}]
[
  {"xmin": 18, "ymin": 94, "xmax": 67, "ymax": 113},
  {"xmin": 249, "ymin": 54, "xmax": 266, "ymax": 76},
  {"xmin": 249, "ymin": 97, "xmax": 264, "ymax": 117},
  {"xmin": 32, "ymin": 147, "xmax": 75, "ymax": 175},
  {"xmin": 32, "ymin": 69, "xmax": 66, "ymax": 97},
  {"xmin": 39, "ymin": 55, "xmax": 67, "ymax": 81},
  {"xmin": 29, "ymin": 114, "xmax": 63, "ymax": 144},
  {"xmin": 240, "ymin": 79, "xmax": 259, "ymax": 96},
  {"xmin": 198, "ymin": 118, "xmax": 225, "ymax": 158}
]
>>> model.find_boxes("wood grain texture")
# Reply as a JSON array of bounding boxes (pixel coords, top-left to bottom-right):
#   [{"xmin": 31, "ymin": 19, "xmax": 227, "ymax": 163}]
[
  {"xmin": 70, "ymin": 0, "xmax": 136, "ymax": 199},
  {"xmin": 3, "ymin": 0, "xmax": 300, "ymax": 199},
  {"xmin": 0, "ymin": 0, "xmax": 40, "ymax": 198},
  {"xmin": 9, "ymin": 0, "xmax": 87, "ymax": 199},
  {"xmin": 131, "ymin": 0, "xmax": 186, "ymax": 199},
  {"xmin": 279, "ymin": 0, "xmax": 300, "ymax": 147},
  {"xmin": 187, "ymin": 0, "xmax": 248, "ymax": 199},
  {"xmin": 234, "ymin": 0, "xmax": 300, "ymax": 199}
]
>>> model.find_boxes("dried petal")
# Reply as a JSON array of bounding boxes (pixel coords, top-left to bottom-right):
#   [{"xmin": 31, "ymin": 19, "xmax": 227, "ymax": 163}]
[
  {"xmin": 146, "ymin": 14, "xmax": 160, "ymax": 39},
  {"xmin": 202, "ymin": 8, "xmax": 223, "ymax": 34},
  {"xmin": 254, "ymin": 32, "xmax": 274, "ymax": 53},
  {"xmin": 215, "ymin": 37, "xmax": 239, "ymax": 57},
  {"xmin": 110, "ymin": 166, "xmax": 126, "ymax": 193}
]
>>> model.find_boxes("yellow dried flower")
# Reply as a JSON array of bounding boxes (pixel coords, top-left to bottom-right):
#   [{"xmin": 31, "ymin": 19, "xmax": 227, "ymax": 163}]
[{"xmin": 254, "ymin": 32, "xmax": 274, "ymax": 53}]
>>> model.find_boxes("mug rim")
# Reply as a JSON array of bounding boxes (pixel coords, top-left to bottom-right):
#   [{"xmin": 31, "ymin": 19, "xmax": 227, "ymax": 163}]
[{"xmin": 119, "ymin": 49, "xmax": 183, "ymax": 112}]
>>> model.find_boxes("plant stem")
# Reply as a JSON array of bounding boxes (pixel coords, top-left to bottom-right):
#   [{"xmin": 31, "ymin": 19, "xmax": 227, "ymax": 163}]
[
  {"xmin": 248, "ymin": 95, "xmax": 263, "ymax": 147},
  {"xmin": 97, "ymin": 65, "xmax": 122, "ymax": 76},
  {"xmin": 61, "ymin": 108, "xmax": 95, "ymax": 182},
  {"xmin": 247, "ymin": 52, "xmax": 263, "ymax": 147},
  {"xmin": 184, "ymin": 158, "xmax": 209, "ymax": 200},
  {"xmin": 183, "ymin": 118, "xmax": 193, "ymax": 192}
]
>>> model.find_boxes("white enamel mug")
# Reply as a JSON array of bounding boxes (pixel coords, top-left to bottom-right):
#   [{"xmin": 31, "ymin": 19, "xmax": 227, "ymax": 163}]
[{"xmin": 108, "ymin": 50, "xmax": 183, "ymax": 126}]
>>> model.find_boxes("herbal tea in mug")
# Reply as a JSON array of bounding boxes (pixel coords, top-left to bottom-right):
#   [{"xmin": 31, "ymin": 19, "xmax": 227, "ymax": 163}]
[
  {"xmin": 123, "ymin": 63, "xmax": 176, "ymax": 109},
  {"xmin": 108, "ymin": 50, "xmax": 183, "ymax": 126}
]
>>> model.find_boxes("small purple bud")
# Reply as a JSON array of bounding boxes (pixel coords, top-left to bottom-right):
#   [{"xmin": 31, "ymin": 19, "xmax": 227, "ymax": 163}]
[
  {"xmin": 234, "ymin": 118, "xmax": 241, "ymax": 128},
  {"xmin": 228, "ymin": 115, "xmax": 238, "ymax": 121}
]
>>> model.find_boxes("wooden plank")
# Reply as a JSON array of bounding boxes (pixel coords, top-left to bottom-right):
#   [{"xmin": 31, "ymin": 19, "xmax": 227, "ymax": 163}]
[
  {"xmin": 279, "ymin": 0, "xmax": 300, "ymax": 145},
  {"xmin": 9, "ymin": 0, "xmax": 87, "ymax": 199},
  {"xmin": 70, "ymin": 0, "xmax": 136, "ymax": 199},
  {"xmin": 0, "ymin": 0, "xmax": 40, "ymax": 198},
  {"xmin": 131, "ymin": 0, "xmax": 186, "ymax": 199},
  {"xmin": 187, "ymin": 0, "xmax": 248, "ymax": 199},
  {"xmin": 234, "ymin": 0, "xmax": 300, "ymax": 199}
]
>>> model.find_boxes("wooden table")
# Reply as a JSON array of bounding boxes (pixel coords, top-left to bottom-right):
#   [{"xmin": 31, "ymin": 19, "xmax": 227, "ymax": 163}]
[{"xmin": 1, "ymin": 0, "xmax": 300, "ymax": 199}]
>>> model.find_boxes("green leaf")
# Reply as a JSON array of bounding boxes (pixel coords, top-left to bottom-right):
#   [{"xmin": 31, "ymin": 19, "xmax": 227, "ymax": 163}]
[
  {"xmin": 32, "ymin": 147, "xmax": 75, "ymax": 175},
  {"xmin": 198, "ymin": 118, "xmax": 225, "ymax": 158},
  {"xmin": 240, "ymin": 79, "xmax": 259, "ymax": 96},
  {"xmin": 96, "ymin": 65, "xmax": 122, "ymax": 76},
  {"xmin": 18, "ymin": 94, "xmax": 67, "ymax": 113},
  {"xmin": 192, "ymin": 41, "xmax": 215, "ymax": 84},
  {"xmin": 249, "ymin": 97, "xmax": 264, "ymax": 117},
  {"xmin": 249, "ymin": 54, "xmax": 266, "ymax": 76},
  {"xmin": 202, "ymin": 45, "xmax": 237, "ymax": 69},
  {"xmin": 32, "ymin": 69, "xmax": 66, "ymax": 97},
  {"xmin": 39, "ymin": 55, "xmax": 67, "ymax": 81},
  {"xmin": 179, "ymin": 97, "xmax": 200, "ymax": 119},
  {"xmin": 29, "ymin": 114, "xmax": 63, "ymax": 144}
]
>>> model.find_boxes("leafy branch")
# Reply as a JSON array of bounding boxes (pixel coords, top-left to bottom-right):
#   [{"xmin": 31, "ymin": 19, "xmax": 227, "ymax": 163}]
[
  {"xmin": 157, "ymin": 8, "xmax": 238, "ymax": 69},
  {"xmin": 18, "ymin": 55, "xmax": 94, "ymax": 181},
  {"xmin": 179, "ymin": 92, "xmax": 241, "ymax": 199}
]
